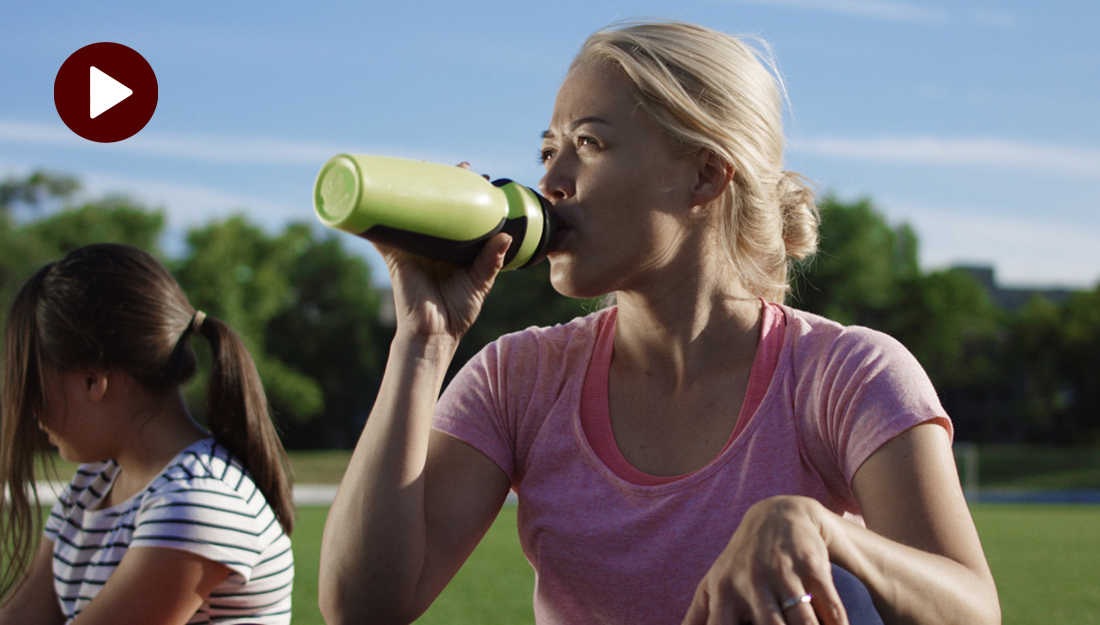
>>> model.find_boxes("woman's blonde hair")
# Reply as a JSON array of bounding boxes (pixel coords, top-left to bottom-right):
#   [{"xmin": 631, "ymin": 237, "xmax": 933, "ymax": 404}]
[{"xmin": 572, "ymin": 21, "xmax": 819, "ymax": 302}]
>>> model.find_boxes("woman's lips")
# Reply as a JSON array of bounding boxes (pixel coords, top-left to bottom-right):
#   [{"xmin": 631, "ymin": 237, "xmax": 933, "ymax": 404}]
[
  {"xmin": 548, "ymin": 212, "xmax": 573, "ymax": 254},
  {"xmin": 549, "ymin": 221, "xmax": 571, "ymax": 253}
]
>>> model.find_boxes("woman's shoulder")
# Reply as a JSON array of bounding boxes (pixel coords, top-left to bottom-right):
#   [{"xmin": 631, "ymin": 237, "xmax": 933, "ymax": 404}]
[
  {"xmin": 780, "ymin": 304, "xmax": 913, "ymax": 361},
  {"xmin": 498, "ymin": 307, "xmax": 610, "ymax": 346},
  {"xmin": 478, "ymin": 307, "xmax": 613, "ymax": 368},
  {"xmin": 778, "ymin": 304, "xmax": 936, "ymax": 401}
]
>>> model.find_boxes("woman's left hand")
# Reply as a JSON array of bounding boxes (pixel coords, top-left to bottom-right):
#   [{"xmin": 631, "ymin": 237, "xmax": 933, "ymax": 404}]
[{"xmin": 681, "ymin": 495, "xmax": 848, "ymax": 625}]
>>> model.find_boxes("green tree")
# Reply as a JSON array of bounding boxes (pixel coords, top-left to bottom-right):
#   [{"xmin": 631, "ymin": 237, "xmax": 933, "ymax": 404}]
[
  {"xmin": 0, "ymin": 172, "xmax": 165, "ymax": 314},
  {"xmin": 263, "ymin": 226, "xmax": 384, "ymax": 448},
  {"xmin": 890, "ymin": 269, "xmax": 1002, "ymax": 388},
  {"xmin": 0, "ymin": 170, "xmax": 79, "ymax": 213},
  {"xmin": 1006, "ymin": 295, "xmax": 1070, "ymax": 442},
  {"xmin": 891, "ymin": 269, "xmax": 1006, "ymax": 441},
  {"xmin": 21, "ymin": 200, "xmax": 165, "ymax": 257},
  {"xmin": 791, "ymin": 196, "xmax": 919, "ymax": 327},
  {"xmin": 1052, "ymin": 287, "xmax": 1100, "ymax": 443},
  {"xmin": 1, "ymin": 171, "xmax": 391, "ymax": 449},
  {"xmin": 790, "ymin": 196, "xmax": 1011, "ymax": 442},
  {"xmin": 175, "ymin": 216, "xmax": 325, "ymax": 428}
]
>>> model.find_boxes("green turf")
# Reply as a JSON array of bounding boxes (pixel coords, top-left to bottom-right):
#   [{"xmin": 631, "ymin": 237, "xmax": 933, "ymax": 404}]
[
  {"xmin": 289, "ymin": 504, "xmax": 1100, "ymax": 625},
  {"xmin": 8, "ymin": 503, "xmax": 1100, "ymax": 623},
  {"xmin": 290, "ymin": 505, "xmax": 534, "ymax": 625},
  {"xmin": 971, "ymin": 505, "xmax": 1100, "ymax": 625},
  {"xmin": 24, "ymin": 446, "xmax": 1100, "ymax": 624}
]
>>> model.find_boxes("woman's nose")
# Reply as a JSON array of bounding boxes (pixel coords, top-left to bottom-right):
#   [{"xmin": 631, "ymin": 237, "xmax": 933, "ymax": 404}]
[{"xmin": 538, "ymin": 160, "xmax": 575, "ymax": 202}]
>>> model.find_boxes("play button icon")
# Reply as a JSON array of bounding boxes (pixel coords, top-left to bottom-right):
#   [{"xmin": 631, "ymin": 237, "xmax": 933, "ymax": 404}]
[
  {"xmin": 55, "ymin": 43, "xmax": 157, "ymax": 143},
  {"xmin": 90, "ymin": 66, "xmax": 133, "ymax": 119}
]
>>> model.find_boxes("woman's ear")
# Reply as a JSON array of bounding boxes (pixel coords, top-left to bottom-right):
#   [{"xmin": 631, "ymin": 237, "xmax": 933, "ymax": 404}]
[{"xmin": 689, "ymin": 150, "xmax": 734, "ymax": 209}]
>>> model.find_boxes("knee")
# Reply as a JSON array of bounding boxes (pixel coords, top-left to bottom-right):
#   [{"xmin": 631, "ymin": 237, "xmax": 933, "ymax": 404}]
[{"xmin": 830, "ymin": 563, "xmax": 884, "ymax": 625}]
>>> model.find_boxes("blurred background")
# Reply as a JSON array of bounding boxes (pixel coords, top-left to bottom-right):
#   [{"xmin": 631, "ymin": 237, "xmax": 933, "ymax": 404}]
[{"xmin": 3, "ymin": 1, "xmax": 1099, "ymax": 458}]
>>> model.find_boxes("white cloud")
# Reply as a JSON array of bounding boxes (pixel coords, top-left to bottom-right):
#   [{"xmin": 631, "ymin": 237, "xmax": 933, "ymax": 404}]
[
  {"xmin": 876, "ymin": 199, "xmax": 1100, "ymax": 289},
  {"xmin": 725, "ymin": 0, "xmax": 1019, "ymax": 28},
  {"xmin": 0, "ymin": 119, "xmax": 341, "ymax": 165},
  {"xmin": 0, "ymin": 118, "xmax": 519, "ymax": 176},
  {"xmin": 724, "ymin": 0, "xmax": 948, "ymax": 24},
  {"xmin": 0, "ymin": 156, "xmax": 305, "ymax": 232},
  {"xmin": 793, "ymin": 136, "xmax": 1100, "ymax": 178}
]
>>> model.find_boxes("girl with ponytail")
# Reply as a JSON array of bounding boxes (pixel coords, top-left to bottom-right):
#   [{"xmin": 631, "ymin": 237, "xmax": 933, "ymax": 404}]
[{"xmin": 0, "ymin": 243, "xmax": 294, "ymax": 625}]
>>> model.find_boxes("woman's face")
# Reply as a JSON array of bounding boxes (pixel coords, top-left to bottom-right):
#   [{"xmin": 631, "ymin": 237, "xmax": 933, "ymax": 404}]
[{"xmin": 539, "ymin": 62, "xmax": 703, "ymax": 299}]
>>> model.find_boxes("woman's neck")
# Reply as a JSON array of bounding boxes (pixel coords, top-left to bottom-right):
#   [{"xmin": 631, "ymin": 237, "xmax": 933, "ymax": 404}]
[{"xmin": 612, "ymin": 263, "xmax": 762, "ymax": 391}]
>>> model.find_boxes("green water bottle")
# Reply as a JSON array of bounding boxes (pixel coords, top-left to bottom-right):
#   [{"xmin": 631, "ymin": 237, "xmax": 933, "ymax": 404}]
[{"xmin": 313, "ymin": 154, "xmax": 556, "ymax": 270}]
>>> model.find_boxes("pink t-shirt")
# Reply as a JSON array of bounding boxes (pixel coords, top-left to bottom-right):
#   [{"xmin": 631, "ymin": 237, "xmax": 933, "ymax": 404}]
[{"xmin": 434, "ymin": 302, "xmax": 950, "ymax": 624}]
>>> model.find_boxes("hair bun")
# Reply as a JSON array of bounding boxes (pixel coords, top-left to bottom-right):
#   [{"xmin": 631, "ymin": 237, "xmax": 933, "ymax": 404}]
[{"xmin": 778, "ymin": 171, "xmax": 820, "ymax": 261}]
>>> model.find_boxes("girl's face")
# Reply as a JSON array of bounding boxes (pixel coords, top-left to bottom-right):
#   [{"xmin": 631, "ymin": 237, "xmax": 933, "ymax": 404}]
[
  {"xmin": 40, "ymin": 367, "xmax": 112, "ymax": 464},
  {"xmin": 538, "ymin": 62, "xmax": 704, "ymax": 299}
]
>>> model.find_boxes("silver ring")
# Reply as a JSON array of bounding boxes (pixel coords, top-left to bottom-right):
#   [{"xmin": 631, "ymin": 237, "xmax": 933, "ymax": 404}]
[{"xmin": 780, "ymin": 594, "xmax": 812, "ymax": 611}]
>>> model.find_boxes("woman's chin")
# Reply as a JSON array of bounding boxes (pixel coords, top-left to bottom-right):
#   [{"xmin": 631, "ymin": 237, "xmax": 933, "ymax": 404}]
[{"xmin": 548, "ymin": 261, "xmax": 613, "ymax": 301}]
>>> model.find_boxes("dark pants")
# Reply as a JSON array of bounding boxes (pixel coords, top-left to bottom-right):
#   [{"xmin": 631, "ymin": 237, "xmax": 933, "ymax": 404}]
[{"xmin": 831, "ymin": 564, "xmax": 884, "ymax": 625}]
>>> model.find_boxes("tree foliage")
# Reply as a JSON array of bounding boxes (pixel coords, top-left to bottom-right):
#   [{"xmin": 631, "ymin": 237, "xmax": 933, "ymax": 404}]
[
  {"xmin": 0, "ymin": 171, "xmax": 382, "ymax": 449},
  {"xmin": 792, "ymin": 195, "xmax": 1098, "ymax": 445},
  {"xmin": 2, "ymin": 171, "xmax": 1098, "ymax": 447}
]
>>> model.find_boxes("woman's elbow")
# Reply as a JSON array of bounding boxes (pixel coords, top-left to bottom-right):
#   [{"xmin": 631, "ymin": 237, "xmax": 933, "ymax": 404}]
[{"xmin": 317, "ymin": 572, "xmax": 418, "ymax": 625}]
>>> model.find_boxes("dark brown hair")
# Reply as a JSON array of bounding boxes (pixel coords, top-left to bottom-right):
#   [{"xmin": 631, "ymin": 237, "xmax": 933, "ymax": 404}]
[{"xmin": 1, "ymin": 243, "xmax": 294, "ymax": 600}]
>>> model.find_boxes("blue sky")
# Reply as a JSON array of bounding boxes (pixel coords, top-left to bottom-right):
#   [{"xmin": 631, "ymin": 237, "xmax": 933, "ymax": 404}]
[{"xmin": 2, "ymin": 0, "xmax": 1098, "ymax": 289}]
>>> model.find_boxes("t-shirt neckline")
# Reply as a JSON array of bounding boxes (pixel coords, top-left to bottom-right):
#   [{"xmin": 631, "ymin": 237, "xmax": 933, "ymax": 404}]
[{"xmin": 578, "ymin": 301, "xmax": 787, "ymax": 486}]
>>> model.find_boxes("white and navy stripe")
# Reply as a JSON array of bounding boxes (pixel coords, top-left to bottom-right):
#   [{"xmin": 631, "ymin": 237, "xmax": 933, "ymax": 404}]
[{"xmin": 44, "ymin": 438, "xmax": 293, "ymax": 624}]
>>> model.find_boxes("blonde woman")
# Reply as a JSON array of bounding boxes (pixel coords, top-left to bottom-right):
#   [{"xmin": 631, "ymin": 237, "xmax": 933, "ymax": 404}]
[{"xmin": 320, "ymin": 21, "xmax": 999, "ymax": 625}]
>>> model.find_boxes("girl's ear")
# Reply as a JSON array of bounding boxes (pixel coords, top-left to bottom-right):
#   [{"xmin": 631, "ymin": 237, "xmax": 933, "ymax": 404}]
[
  {"xmin": 83, "ymin": 370, "xmax": 109, "ymax": 403},
  {"xmin": 689, "ymin": 149, "xmax": 734, "ymax": 209}
]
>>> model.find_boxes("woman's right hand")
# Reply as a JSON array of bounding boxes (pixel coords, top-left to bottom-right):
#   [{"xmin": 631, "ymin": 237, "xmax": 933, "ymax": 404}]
[
  {"xmin": 376, "ymin": 161, "xmax": 512, "ymax": 341},
  {"xmin": 377, "ymin": 230, "xmax": 512, "ymax": 342}
]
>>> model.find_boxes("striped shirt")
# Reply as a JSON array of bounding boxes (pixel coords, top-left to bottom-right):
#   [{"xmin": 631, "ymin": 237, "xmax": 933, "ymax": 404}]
[{"xmin": 44, "ymin": 437, "xmax": 293, "ymax": 624}]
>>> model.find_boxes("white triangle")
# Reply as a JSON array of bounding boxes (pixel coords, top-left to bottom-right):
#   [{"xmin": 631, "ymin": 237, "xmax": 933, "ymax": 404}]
[{"xmin": 89, "ymin": 66, "xmax": 133, "ymax": 119}]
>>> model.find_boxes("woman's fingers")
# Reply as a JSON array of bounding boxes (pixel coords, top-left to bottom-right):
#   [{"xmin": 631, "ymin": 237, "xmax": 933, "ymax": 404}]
[
  {"xmin": 681, "ymin": 496, "xmax": 854, "ymax": 625},
  {"xmin": 470, "ymin": 232, "xmax": 512, "ymax": 283},
  {"xmin": 806, "ymin": 566, "xmax": 850, "ymax": 625}
]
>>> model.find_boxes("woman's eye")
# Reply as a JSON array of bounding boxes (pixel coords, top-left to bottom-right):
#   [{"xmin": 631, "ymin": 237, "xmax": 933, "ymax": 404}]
[
  {"xmin": 577, "ymin": 136, "xmax": 597, "ymax": 148},
  {"xmin": 538, "ymin": 148, "xmax": 556, "ymax": 164}
]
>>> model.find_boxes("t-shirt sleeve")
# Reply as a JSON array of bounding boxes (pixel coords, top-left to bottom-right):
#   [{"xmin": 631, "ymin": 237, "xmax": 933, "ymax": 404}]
[
  {"xmin": 808, "ymin": 325, "xmax": 952, "ymax": 485},
  {"xmin": 131, "ymin": 479, "xmax": 265, "ymax": 583},
  {"xmin": 434, "ymin": 338, "xmax": 521, "ymax": 483}
]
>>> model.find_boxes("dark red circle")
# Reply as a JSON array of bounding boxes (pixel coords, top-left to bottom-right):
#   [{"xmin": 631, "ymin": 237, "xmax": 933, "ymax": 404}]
[{"xmin": 54, "ymin": 42, "xmax": 158, "ymax": 143}]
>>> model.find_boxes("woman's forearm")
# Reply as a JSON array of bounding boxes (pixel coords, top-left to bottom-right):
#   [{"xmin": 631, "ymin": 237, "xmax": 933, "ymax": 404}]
[
  {"xmin": 318, "ymin": 331, "xmax": 458, "ymax": 625},
  {"xmin": 824, "ymin": 511, "xmax": 1000, "ymax": 625}
]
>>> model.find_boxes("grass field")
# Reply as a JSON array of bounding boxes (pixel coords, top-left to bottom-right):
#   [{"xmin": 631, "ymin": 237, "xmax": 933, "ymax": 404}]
[
  {"xmin": 973, "ymin": 505, "xmax": 1100, "ymax": 624},
  {"xmin": 291, "ymin": 505, "xmax": 535, "ymax": 625},
  {"xmin": 282, "ymin": 503, "xmax": 1100, "ymax": 625},
  {"xmin": 26, "ymin": 447, "xmax": 1100, "ymax": 623}
]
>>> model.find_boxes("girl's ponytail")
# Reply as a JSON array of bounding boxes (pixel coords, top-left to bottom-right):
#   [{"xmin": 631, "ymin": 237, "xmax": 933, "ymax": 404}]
[
  {"xmin": 2, "ymin": 244, "xmax": 297, "ymax": 601},
  {"xmin": 0, "ymin": 265, "xmax": 53, "ymax": 601},
  {"xmin": 193, "ymin": 312, "xmax": 295, "ymax": 535}
]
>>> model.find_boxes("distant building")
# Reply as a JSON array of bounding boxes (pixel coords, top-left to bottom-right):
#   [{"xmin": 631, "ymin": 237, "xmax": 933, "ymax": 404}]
[{"xmin": 953, "ymin": 265, "xmax": 1074, "ymax": 311}]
